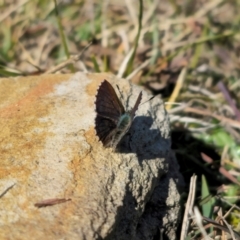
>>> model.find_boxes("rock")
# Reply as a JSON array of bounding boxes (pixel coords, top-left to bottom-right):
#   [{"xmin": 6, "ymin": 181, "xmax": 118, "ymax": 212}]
[{"xmin": 0, "ymin": 72, "xmax": 183, "ymax": 239}]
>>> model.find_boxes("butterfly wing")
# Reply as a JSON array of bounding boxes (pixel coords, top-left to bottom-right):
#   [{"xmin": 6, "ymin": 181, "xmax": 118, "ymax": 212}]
[
  {"xmin": 95, "ymin": 80, "xmax": 125, "ymax": 146},
  {"xmin": 95, "ymin": 115, "xmax": 117, "ymax": 146}
]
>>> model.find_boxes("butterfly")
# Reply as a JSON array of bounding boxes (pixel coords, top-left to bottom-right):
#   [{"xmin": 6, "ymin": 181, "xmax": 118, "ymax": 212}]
[{"xmin": 95, "ymin": 80, "xmax": 142, "ymax": 149}]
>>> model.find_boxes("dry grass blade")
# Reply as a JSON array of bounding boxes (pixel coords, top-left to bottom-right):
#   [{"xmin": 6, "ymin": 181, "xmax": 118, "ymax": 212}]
[
  {"xmin": 126, "ymin": 59, "xmax": 150, "ymax": 81},
  {"xmin": 165, "ymin": 31, "xmax": 235, "ymax": 52},
  {"xmin": 166, "ymin": 67, "xmax": 187, "ymax": 111},
  {"xmin": 180, "ymin": 174, "xmax": 197, "ymax": 240},
  {"xmin": 193, "ymin": 207, "xmax": 211, "ymax": 239},
  {"xmin": 194, "ymin": 0, "xmax": 224, "ymax": 18},
  {"xmin": 184, "ymin": 107, "xmax": 240, "ymax": 130},
  {"xmin": 0, "ymin": 0, "xmax": 30, "ymax": 22},
  {"xmin": 170, "ymin": 115, "xmax": 215, "ymax": 128},
  {"xmin": 117, "ymin": 48, "xmax": 134, "ymax": 78},
  {"xmin": 217, "ymin": 81, "xmax": 240, "ymax": 121}
]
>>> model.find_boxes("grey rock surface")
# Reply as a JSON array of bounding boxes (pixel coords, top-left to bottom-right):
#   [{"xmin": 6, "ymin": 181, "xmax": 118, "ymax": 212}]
[{"xmin": 0, "ymin": 72, "xmax": 183, "ymax": 240}]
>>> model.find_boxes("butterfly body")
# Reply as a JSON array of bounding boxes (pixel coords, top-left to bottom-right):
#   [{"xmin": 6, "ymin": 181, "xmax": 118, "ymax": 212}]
[{"xmin": 95, "ymin": 80, "xmax": 142, "ymax": 148}]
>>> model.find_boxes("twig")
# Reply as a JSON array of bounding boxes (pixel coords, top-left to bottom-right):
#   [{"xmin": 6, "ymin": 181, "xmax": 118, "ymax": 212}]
[
  {"xmin": 202, "ymin": 216, "xmax": 240, "ymax": 239},
  {"xmin": 201, "ymin": 152, "xmax": 240, "ymax": 186},
  {"xmin": 45, "ymin": 42, "xmax": 92, "ymax": 74},
  {"xmin": 0, "ymin": 183, "xmax": 15, "ymax": 198},
  {"xmin": 34, "ymin": 198, "xmax": 71, "ymax": 208}
]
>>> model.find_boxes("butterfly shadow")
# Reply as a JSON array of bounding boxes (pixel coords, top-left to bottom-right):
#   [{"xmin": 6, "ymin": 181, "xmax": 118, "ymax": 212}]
[
  {"xmin": 102, "ymin": 169, "xmax": 139, "ymax": 240},
  {"xmin": 117, "ymin": 115, "xmax": 167, "ymax": 167},
  {"xmin": 102, "ymin": 168, "xmax": 172, "ymax": 240}
]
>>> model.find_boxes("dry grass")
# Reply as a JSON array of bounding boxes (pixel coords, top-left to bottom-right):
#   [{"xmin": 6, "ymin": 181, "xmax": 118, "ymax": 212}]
[{"xmin": 1, "ymin": 0, "xmax": 240, "ymax": 239}]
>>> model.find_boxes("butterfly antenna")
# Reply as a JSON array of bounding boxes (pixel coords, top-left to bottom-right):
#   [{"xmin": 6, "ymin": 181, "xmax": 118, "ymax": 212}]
[
  {"xmin": 140, "ymin": 95, "xmax": 155, "ymax": 105},
  {"xmin": 116, "ymin": 84, "xmax": 125, "ymax": 102}
]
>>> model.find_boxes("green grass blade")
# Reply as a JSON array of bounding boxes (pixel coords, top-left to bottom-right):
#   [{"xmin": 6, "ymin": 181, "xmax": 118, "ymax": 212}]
[
  {"xmin": 201, "ymin": 175, "xmax": 215, "ymax": 218},
  {"xmin": 53, "ymin": 0, "xmax": 74, "ymax": 72},
  {"xmin": 124, "ymin": 0, "xmax": 143, "ymax": 77}
]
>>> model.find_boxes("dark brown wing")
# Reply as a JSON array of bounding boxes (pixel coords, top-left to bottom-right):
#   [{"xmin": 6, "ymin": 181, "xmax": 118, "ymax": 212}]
[
  {"xmin": 95, "ymin": 115, "xmax": 117, "ymax": 146},
  {"xmin": 130, "ymin": 91, "xmax": 142, "ymax": 118},
  {"xmin": 95, "ymin": 80, "xmax": 125, "ymax": 121},
  {"xmin": 95, "ymin": 80, "xmax": 125, "ymax": 146}
]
